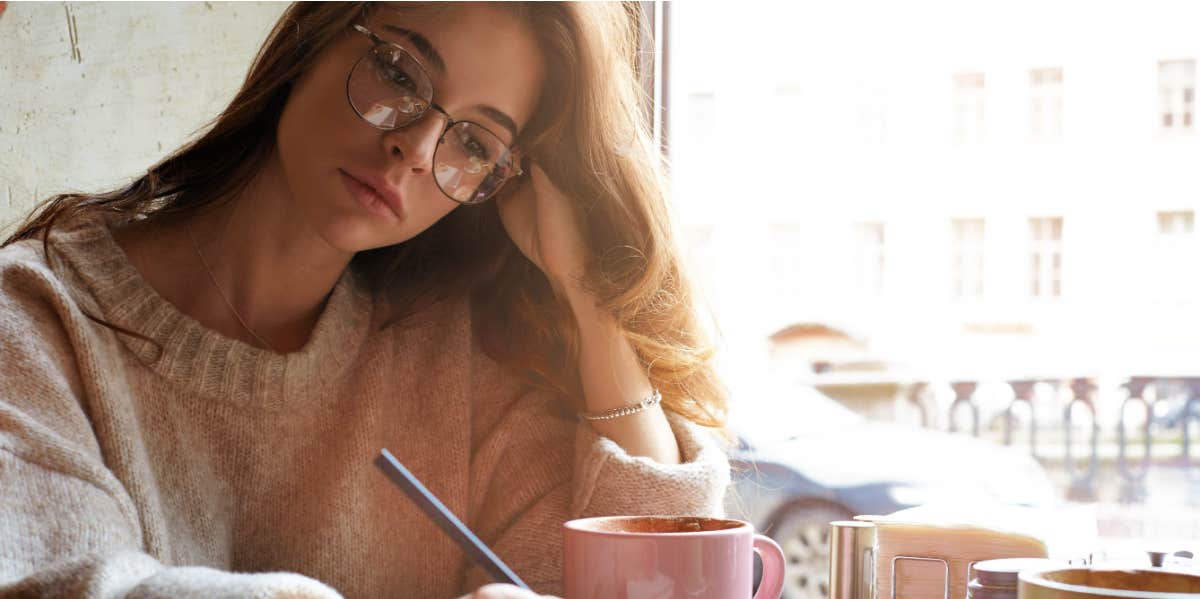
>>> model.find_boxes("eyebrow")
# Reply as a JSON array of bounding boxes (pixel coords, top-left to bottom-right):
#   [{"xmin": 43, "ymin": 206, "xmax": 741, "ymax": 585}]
[
  {"xmin": 381, "ymin": 24, "xmax": 521, "ymax": 143},
  {"xmin": 478, "ymin": 106, "xmax": 519, "ymax": 142},
  {"xmin": 382, "ymin": 24, "xmax": 446, "ymax": 74}
]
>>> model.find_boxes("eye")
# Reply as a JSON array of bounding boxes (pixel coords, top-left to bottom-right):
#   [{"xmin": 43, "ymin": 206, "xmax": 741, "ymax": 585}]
[
  {"xmin": 373, "ymin": 51, "xmax": 418, "ymax": 93},
  {"xmin": 463, "ymin": 136, "xmax": 489, "ymax": 160},
  {"xmin": 381, "ymin": 64, "xmax": 416, "ymax": 92},
  {"xmin": 455, "ymin": 128, "xmax": 491, "ymax": 161}
]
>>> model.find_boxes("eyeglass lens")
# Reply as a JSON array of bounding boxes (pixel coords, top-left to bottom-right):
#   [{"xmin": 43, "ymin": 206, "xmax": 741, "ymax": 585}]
[{"xmin": 348, "ymin": 42, "xmax": 519, "ymax": 204}]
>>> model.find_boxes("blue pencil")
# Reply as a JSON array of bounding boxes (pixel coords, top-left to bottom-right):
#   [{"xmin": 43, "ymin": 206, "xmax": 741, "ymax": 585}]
[{"xmin": 374, "ymin": 448, "xmax": 531, "ymax": 590}]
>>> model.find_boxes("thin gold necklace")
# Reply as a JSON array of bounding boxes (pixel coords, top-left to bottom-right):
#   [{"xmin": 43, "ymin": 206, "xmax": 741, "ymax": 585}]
[{"xmin": 185, "ymin": 224, "xmax": 278, "ymax": 353}]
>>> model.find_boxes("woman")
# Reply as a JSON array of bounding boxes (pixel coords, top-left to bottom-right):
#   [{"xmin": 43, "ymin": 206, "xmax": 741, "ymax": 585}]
[{"xmin": 0, "ymin": 2, "xmax": 729, "ymax": 598}]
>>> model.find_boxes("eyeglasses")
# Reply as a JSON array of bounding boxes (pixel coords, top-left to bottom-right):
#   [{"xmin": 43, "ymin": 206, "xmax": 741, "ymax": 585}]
[{"xmin": 346, "ymin": 24, "xmax": 524, "ymax": 205}]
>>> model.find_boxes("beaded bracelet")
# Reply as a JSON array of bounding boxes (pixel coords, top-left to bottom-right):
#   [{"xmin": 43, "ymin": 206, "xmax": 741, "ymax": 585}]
[{"xmin": 578, "ymin": 389, "xmax": 663, "ymax": 421}]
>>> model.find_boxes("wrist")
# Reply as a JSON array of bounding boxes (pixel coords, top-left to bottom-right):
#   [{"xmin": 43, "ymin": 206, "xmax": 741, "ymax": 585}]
[{"xmin": 560, "ymin": 276, "xmax": 599, "ymax": 319}]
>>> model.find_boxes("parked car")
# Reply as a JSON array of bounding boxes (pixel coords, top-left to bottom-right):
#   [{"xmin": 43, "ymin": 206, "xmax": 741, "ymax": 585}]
[
  {"xmin": 725, "ymin": 385, "xmax": 1057, "ymax": 599},
  {"xmin": 1151, "ymin": 379, "xmax": 1200, "ymax": 430}
]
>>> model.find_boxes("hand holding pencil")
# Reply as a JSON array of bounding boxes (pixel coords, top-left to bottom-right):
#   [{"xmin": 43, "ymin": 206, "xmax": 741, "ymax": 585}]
[
  {"xmin": 455, "ymin": 583, "xmax": 557, "ymax": 599},
  {"xmin": 375, "ymin": 449, "xmax": 560, "ymax": 598}
]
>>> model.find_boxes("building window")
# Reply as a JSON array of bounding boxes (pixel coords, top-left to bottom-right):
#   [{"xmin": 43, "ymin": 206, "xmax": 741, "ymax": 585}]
[
  {"xmin": 953, "ymin": 72, "xmax": 986, "ymax": 144},
  {"xmin": 684, "ymin": 224, "xmax": 717, "ymax": 298},
  {"xmin": 1154, "ymin": 211, "xmax": 1195, "ymax": 297},
  {"xmin": 687, "ymin": 92, "xmax": 717, "ymax": 149},
  {"xmin": 770, "ymin": 224, "xmax": 807, "ymax": 301},
  {"xmin": 854, "ymin": 222, "xmax": 885, "ymax": 297},
  {"xmin": 772, "ymin": 85, "xmax": 812, "ymax": 152},
  {"xmin": 1159, "ymin": 60, "xmax": 1195, "ymax": 132},
  {"xmin": 1158, "ymin": 210, "xmax": 1195, "ymax": 236},
  {"xmin": 1030, "ymin": 68, "xmax": 1064, "ymax": 139},
  {"xmin": 1029, "ymin": 217, "xmax": 1063, "ymax": 299},
  {"xmin": 855, "ymin": 88, "xmax": 889, "ymax": 145},
  {"xmin": 951, "ymin": 218, "xmax": 986, "ymax": 299}
]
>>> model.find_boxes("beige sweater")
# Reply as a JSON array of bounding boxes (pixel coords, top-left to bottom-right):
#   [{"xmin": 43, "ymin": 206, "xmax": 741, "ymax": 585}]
[{"xmin": 0, "ymin": 215, "xmax": 730, "ymax": 598}]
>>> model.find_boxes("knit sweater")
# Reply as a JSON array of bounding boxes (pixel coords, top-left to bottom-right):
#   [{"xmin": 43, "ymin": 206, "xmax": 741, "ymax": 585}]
[{"xmin": 0, "ymin": 214, "xmax": 731, "ymax": 598}]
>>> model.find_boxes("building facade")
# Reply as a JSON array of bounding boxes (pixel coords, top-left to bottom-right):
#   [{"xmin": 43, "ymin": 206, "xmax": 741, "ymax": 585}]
[{"xmin": 668, "ymin": 1, "xmax": 1200, "ymax": 402}]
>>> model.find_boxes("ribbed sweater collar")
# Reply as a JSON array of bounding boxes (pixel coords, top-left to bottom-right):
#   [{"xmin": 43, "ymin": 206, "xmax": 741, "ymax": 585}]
[{"xmin": 48, "ymin": 214, "xmax": 374, "ymax": 410}]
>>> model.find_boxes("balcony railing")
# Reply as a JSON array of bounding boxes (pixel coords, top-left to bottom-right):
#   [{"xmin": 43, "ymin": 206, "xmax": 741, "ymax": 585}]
[{"xmin": 901, "ymin": 376, "xmax": 1200, "ymax": 503}]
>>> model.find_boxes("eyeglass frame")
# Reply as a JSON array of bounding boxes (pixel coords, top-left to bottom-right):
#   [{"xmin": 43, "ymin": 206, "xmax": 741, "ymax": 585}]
[{"xmin": 345, "ymin": 23, "xmax": 525, "ymax": 204}]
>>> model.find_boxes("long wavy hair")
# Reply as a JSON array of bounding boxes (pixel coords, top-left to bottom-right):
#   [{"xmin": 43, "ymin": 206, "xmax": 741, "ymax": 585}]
[{"xmin": 3, "ymin": 2, "xmax": 727, "ymax": 428}]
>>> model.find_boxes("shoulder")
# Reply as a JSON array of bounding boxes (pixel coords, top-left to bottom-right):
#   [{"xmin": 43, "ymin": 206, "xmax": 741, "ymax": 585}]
[
  {"xmin": 0, "ymin": 236, "xmax": 55, "ymax": 275},
  {"xmin": 0, "ymin": 237, "xmax": 77, "ymax": 325},
  {"xmin": 0, "ymin": 235, "xmax": 89, "ymax": 372},
  {"xmin": 0, "ymin": 225, "xmax": 105, "ymax": 400},
  {"xmin": 0, "ymin": 237, "xmax": 102, "ymax": 458},
  {"xmin": 0, "ymin": 213, "xmax": 111, "ymax": 322}
]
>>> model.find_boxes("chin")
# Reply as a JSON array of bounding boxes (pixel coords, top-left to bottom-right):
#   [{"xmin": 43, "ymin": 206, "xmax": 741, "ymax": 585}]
[
  {"xmin": 311, "ymin": 215, "xmax": 383, "ymax": 254},
  {"xmin": 315, "ymin": 214, "xmax": 425, "ymax": 255}
]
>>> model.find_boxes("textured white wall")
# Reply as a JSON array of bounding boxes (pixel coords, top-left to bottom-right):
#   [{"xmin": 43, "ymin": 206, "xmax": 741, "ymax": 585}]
[{"xmin": 0, "ymin": 1, "xmax": 288, "ymax": 234}]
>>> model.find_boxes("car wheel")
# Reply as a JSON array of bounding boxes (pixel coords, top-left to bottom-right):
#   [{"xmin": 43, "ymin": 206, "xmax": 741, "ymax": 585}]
[{"xmin": 768, "ymin": 499, "xmax": 854, "ymax": 599}]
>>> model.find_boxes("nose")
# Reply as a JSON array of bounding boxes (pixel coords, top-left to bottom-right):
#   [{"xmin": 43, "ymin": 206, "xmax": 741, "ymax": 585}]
[{"xmin": 382, "ymin": 110, "xmax": 446, "ymax": 173}]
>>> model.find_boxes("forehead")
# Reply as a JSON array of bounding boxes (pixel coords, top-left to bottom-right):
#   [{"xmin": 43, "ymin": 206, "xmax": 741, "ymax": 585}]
[{"xmin": 367, "ymin": 4, "xmax": 545, "ymax": 135}]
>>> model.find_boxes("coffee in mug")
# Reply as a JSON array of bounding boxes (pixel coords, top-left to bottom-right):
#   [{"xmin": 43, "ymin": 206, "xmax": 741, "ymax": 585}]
[{"xmin": 563, "ymin": 515, "xmax": 785, "ymax": 599}]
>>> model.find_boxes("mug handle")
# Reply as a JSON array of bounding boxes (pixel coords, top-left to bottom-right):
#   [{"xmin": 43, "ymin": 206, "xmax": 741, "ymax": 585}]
[{"xmin": 752, "ymin": 534, "xmax": 786, "ymax": 599}]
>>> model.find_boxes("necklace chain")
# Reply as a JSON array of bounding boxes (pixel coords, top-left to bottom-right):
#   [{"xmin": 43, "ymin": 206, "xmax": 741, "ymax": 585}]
[{"xmin": 185, "ymin": 224, "xmax": 278, "ymax": 353}]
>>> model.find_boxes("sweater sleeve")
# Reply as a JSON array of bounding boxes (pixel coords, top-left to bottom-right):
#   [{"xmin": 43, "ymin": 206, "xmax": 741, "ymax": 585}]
[
  {"xmin": 462, "ymin": 389, "xmax": 731, "ymax": 595},
  {"xmin": 0, "ymin": 250, "xmax": 342, "ymax": 599},
  {"xmin": 0, "ymin": 450, "xmax": 344, "ymax": 598}
]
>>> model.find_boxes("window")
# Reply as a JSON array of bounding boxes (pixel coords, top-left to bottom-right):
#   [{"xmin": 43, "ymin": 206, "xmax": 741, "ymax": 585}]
[
  {"xmin": 1029, "ymin": 217, "xmax": 1063, "ymax": 299},
  {"xmin": 1154, "ymin": 211, "xmax": 1195, "ymax": 298},
  {"xmin": 684, "ymin": 224, "xmax": 718, "ymax": 299},
  {"xmin": 1030, "ymin": 68, "xmax": 1064, "ymax": 139},
  {"xmin": 770, "ymin": 224, "xmax": 807, "ymax": 301},
  {"xmin": 951, "ymin": 218, "xmax": 986, "ymax": 299},
  {"xmin": 953, "ymin": 72, "xmax": 986, "ymax": 144},
  {"xmin": 686, "ymin": 92, "xmax": 717, "ymax": 149},
  {"xmin": 772, "ymin": 85, "xmax": 812, "ymax": 151},
  {"xmin": 854, "ymin": 222, "xmax": 885, "ymax": 297},
  {"xmin": 855, "ymin": 87, "xmax": 889, "ymax": 145},
  {"xmin": 1159, "ymin": 60, "xmax": 1195, "ymax": 132},
  {"xmin": 636, "ymin": 1, "xmax": 668, "ymax": 151},
  {"xmin": 1155, "ymin": 210, "xmax": 1195, "ymax": 261},
  {"xmin": 1158, "ymin": 210, "xmax": 1195, "ymax": 236}
]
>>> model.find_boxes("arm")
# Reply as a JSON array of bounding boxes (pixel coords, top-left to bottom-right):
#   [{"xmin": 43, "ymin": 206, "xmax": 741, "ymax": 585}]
[
  {"xmin": 564, "ymin": 285, "xmax": 681, "ymax": 465},
  {"xmin": 0, "ymin": 249, "xmax": 342, "ymax": 599},
  {"xmin": 488, "ymin": 165, "xmax": 729, "ymax": 595},
  {"xmin": 0, "ymin": 443, "xmax": 343, "ymax": 599},
  {"xmin": 497, "ymin": 165, "xmax": 692, "ymax": 465}
]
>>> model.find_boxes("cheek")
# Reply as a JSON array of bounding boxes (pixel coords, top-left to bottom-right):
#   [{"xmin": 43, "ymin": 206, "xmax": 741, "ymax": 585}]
[{"xmin": 278, "ymin": 56, "xmax": 365, "ymax": 165}]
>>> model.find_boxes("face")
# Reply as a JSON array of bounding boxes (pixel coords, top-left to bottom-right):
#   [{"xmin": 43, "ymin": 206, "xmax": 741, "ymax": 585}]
[{"xmin": 274, "ymin": 4, "xmax": 545, "ymax": 254}]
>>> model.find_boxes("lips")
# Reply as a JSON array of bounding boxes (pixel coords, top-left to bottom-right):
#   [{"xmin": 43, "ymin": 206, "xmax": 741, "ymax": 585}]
[{"xmin": 339, "ymin": 168, "xmax": 404, "ymax": 219}]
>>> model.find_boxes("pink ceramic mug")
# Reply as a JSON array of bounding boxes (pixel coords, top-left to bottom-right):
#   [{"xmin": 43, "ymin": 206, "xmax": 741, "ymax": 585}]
[{"xmin": 563, "ymin": 515, "xmax": 786, "ymax": 599}]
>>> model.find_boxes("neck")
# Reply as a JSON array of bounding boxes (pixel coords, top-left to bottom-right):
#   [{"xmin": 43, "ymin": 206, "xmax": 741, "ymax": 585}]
[{"xmin": 117, "ymin": 155, "xmax": 354, "ymax": 353}]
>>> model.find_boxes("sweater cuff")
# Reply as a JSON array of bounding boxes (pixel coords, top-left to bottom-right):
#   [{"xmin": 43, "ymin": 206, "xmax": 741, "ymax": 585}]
[
  {"xmin": 129, "ymin": 562, "xmax": 343, "ymax": 599},
  {"xmin": 571, "ymin": 411, "xmax": 730, "ymax": 518},
  {"xmin": 4, "ymin": 550, "xmax": 344, "ymax": 599}
]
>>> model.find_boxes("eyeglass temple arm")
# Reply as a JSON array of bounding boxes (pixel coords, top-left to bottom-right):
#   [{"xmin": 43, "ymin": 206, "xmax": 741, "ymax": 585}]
[{"xmin": 352, "ymin": 24, "xmax": 385, "ymax": 46}]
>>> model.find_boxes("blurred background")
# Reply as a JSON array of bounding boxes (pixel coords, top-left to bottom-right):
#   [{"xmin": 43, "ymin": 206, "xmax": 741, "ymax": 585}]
[
  {"xmin": 664, "ymin": 1, "xmax": 1200, "ymax": 596},
  {"xmin": 2, "ymin": 2, "xmax": 1199, "ymax": 598}
]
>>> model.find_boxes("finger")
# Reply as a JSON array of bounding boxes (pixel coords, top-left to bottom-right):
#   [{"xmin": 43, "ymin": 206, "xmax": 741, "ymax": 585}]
[
  {"xmin": 495, "ymin": 178, "xmax": 538, "ymax": 248},
  {"xmin": 527, "ymin": 163, "xmax": 565, "ymax": 204},
  {"xmin": 468, "ymin": 583, "xmax": 544, "ymax": 598}
]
